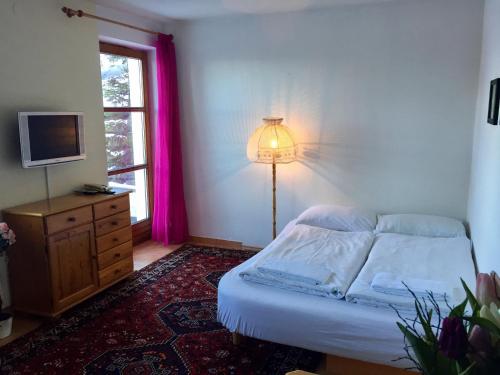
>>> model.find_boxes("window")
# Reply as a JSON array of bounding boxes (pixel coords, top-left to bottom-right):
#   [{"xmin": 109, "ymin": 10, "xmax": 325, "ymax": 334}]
[{"xmin": 99, "ymin": 43, "xmax": 152, "ymax": 243}]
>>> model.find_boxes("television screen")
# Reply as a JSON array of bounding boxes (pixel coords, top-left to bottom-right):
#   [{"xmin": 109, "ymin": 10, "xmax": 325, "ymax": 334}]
[
  {"xmin": 18, "ymin": 112, "xmax": 86, "ymax": 168},
  {"xmin": 28, "ymin": 115, "xmax": 80, "ymax": 161}
]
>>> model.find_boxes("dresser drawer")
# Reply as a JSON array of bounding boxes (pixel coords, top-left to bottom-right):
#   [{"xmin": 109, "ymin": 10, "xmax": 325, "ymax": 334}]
[
  {"xmin": 96, "ymin": 226, "xmax": 132, "ymax": 253},
  {"xmin": 99, "ymin": 257, "xmax": 133, "ymax": 287},
  {"xmin": 93, "ymin": 195, "xmax": 130, "ymax": 220},
  {"xmin": 94, "ymin": 211, "xmax": 131, "ymax": 237},
  {"xmin": 46, "ymin": 206, "xmax": 93, "ymax": 235},
  {"xmin": 97, "ymin": 241, "xmax": 133, "ymax": 270}
]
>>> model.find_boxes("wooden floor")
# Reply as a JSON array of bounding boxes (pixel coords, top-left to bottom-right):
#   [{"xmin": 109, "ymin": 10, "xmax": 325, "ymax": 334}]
[
  {"xmin": 0, "ymin": 240, "xmax": 181, "ymax": 348},
  {"xmin": 133, "ymin": 240, "xmax": 183, "ymax": 270},
  {"xmin": 0, "ymin": 313, "xmax": 42, "ymax": 347}
]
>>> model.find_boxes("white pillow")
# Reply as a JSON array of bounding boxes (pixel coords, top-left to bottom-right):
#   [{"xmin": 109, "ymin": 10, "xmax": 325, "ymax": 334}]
[
  {"xmin": 296, "ymin": 205, "xmax": 377, "ymax": 232},
  {"xmin": 375, "ymin": 214, "xmax": 466, "ymax": 238}
]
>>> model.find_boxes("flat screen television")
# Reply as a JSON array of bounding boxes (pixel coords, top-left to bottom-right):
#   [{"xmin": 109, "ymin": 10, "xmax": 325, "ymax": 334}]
[{"xmin": 18, "ymin": 112, "xmax": 86, "ymax": 168}]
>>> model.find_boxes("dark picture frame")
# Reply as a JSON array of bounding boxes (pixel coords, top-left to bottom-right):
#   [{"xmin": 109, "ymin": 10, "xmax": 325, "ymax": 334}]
[{"xmin": 488, "ymin": 78, "xmax": 500, "ymax": 125}]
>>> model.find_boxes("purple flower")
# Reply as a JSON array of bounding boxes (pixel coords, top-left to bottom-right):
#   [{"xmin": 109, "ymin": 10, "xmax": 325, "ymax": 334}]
[
  {"xmin": 492, "ymin": 271, "xmax": 500, "ymax": 299},
  {"xmin": 438, "ymin": 317, "xmax": 468, "ymax": 360},
  {"xmin": 6, "ymin": 229, "xmax": 15, "ymax": 245},
  {"xmin": 468, "ymin": 325, "xmax": 493, "ymax": 368},
  {"xmin": 476, "ymin": 273, "xmax": 500, "ymax": 307},
  {"xmin": 469, "ymin": 325, "xmax": 492, "ymax": 355},
  {"xmin": 0, "ymin": 223, "xmax": 8, "ymax": 233},
  {"xmin": 0, "ymin": 222, "xmax": 15, "ymax": 249}
]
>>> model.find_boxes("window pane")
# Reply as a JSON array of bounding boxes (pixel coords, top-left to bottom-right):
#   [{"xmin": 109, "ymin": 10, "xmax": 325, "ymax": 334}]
[
  {"xmin": 104, "ymin": 112, "xmax": 146, "ymax": 171},
  {"xmin": 108, "ymin": 169, "xmax": 148, "ymax": 224},
  {"xmin": 100, "ymin": 53, "xmax": 144, "ymax": 107}
]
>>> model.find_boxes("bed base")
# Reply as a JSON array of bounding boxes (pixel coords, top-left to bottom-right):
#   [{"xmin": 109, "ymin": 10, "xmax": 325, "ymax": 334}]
[
  {"xmin": 231, "ymin": 333, "xmax": 416, "ymax": 374},
  {"xmin": 325, "ymin": 354, "xmax": 416, "ymax": 375}
]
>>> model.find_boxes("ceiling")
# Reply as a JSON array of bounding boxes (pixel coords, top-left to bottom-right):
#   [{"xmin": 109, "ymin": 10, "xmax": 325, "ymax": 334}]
[{"xmin": 92, "ymin": 0, "xmax": 407, "ymax": 21}]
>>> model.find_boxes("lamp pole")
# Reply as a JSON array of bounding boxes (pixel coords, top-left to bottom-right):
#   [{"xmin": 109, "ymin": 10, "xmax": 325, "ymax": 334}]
[
  {"xmin": 247, "ymin": 117, "xmax": 295, "ymax": 241},
  {"xmin": 272, "ymin": 161, "xmax": 277, "ymax": 239}
]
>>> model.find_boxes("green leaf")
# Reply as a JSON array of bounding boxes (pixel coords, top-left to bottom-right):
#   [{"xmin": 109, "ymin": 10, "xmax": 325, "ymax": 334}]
[
  {"xmin": 397, "ymin": 322, "xmax": 436, "ymax": 374},
  {"xmin": 415, "ymin": 301, "xmax": 437, "ymax": 344},
  {"xmin": 461, "ymin": 278, "xmax": 480, "ymax": 315},
  {"xmin": 457, "ymin": 362, "xmax": 476, "ymax": 375},
  {"xmin": 450, "ymin": 297, "xmax": 468, "ymax": 318},
  {"xmin": 434, "ymin": 347, "xmax": 458, "ymax": 374}
]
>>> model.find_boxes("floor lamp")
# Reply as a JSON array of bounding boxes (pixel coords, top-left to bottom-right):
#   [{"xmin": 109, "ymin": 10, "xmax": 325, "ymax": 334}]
[{"xmin": 247, "ymin": 117, "xmax": 296, "ymax": 239}]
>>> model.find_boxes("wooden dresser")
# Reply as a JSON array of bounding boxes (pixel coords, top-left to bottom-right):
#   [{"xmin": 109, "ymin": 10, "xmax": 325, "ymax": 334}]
[{"xmin": 3, "ymin": 190, "xmax": 134, "ymax": 317}]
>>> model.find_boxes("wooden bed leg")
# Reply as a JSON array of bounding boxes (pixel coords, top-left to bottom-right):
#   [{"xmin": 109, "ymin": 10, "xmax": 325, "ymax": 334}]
[{"xmin": 232, "ymin": 332, "xmax": 245, "ymax": 345}]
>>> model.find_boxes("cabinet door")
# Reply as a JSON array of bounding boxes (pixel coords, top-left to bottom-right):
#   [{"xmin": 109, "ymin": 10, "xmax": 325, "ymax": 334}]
[{"xmin": 48, "ymin": 223, "xmax": 98, "ymax": 311}]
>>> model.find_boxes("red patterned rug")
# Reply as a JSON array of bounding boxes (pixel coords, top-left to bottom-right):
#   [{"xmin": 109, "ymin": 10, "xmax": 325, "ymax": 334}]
[{"xmin": 0, "ymin": 245, "xmax": 321, "ymax": 374}]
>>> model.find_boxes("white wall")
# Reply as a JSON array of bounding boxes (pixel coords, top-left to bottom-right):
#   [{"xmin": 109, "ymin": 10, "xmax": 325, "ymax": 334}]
[
  {"xmin": 467, "ymin": 0, "xmax": 500, "ymax": 273},
  {"xmin": 0, "ymin": 1, "xmax": 173, "ymax": 214},
  {"xmin": 0, "ymin": 0, "xmax": 108, "ymax": 208},
  {"xmin": 96, "ymin": 5, "xmax": 174, "ymax": 48},
  {"xmin": 176, "ymin": 0, "xmax": 483, "ymax": 247}
]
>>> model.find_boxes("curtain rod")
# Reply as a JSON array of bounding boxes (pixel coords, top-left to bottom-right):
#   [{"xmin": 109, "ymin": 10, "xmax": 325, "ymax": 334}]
[{"xmin": 61, "ymin": 6, "xmax": 162, "ymax": 37}]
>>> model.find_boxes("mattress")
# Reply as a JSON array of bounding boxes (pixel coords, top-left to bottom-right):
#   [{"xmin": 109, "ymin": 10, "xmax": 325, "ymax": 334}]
[
  {"xmin": 217, "ymin": 221, "xmax": 411, "ymax": 368},
  {"xmin": 346, "ymin": 233, "xmax": 476, "ymax": 312}
]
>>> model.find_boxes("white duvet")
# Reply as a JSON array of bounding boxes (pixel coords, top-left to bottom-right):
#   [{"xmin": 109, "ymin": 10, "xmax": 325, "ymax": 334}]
[
  {"xmin": 346, "ymin": 233, "xmax": 476, "ymax": 313},
  {"xmin": 239, "ymin": 224, "xmax": 374, "ymax": 299}
]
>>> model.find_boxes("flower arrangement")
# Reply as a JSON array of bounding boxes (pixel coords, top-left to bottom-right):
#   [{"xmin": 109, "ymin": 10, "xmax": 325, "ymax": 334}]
[
  {"xmin": 0, "ymin": 223, "xmax": 15, "ymax": 312},
  {"xmin": 0, "ymin": 223, "xmax": 15, "ymax": 254},
  {"xmin": 397, "ymin": 272, "xmax": 500, "ymax": 375}
]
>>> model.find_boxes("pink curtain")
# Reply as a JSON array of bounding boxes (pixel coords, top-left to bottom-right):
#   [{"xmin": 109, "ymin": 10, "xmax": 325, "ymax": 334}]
[{"xmin": 152, "ymin": 33, "xmax": 189, "ymax": 244}]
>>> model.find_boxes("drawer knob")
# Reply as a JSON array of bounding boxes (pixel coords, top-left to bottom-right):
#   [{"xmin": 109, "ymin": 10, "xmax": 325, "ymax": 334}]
[
  {"xmin": 114, "ymin": 269, "xmax": 121, "ymax": 274},
  {"xmin": 110, "ymin": 204, "xmax": 117, "ymax": 209},
  {"xmin": 111, "ymin": 221, "xmax": 118, "ymax": 226},
  {"xmin": 114, "ymin": 253, "xmax": 121, "ymax": 258},
  {"xmin": 112, "ymin": 238, "xmax": 119, "ymax": 242},
  {"xmin": 67, "ymin": 217, "xmax": 76, "ymax": 222}
]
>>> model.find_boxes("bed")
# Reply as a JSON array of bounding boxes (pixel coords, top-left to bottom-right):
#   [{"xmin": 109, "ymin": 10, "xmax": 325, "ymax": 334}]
[
  {"xmin": 218, "ymin": 242, "xmax": 412, "ymax": 367},
  {"xmin": 217, "ymin": 207, "xmax": 477, "ymax": 374}
]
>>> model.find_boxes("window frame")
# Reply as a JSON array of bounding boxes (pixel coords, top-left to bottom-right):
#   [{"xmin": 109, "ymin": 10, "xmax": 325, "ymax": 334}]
[{"xmin": 99, "ymin": 42, "xmax": 154, "ymax": 245}]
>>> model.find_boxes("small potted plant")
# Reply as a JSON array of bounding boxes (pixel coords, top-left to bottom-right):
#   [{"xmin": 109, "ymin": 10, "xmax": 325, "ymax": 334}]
[
  {"xmin": 0, "ymin": 222, "xmax": 15, "ymax": 339},
  {"xmin": 396, "ymin": 272, "xmax": 500, "ymax": 374}
]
